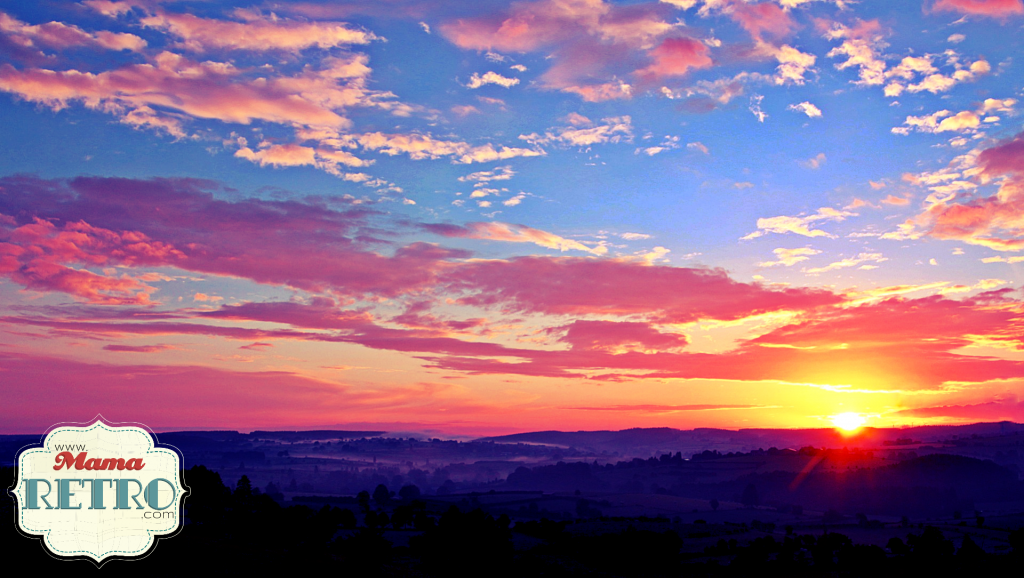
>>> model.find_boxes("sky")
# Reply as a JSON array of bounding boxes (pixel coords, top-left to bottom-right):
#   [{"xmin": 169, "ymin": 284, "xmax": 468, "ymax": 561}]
[{"xmin": 0, "ymin": 0, "xmax": 1023, "ymax": 435}]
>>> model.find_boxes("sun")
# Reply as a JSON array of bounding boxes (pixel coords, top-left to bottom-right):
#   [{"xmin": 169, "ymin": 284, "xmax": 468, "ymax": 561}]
[{"xmin": 831, "ymin": 412, "xmax": 867, "ymax": 432}]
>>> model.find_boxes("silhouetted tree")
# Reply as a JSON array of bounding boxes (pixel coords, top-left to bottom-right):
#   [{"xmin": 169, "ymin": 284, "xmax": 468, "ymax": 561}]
[
  {"xmin": 399, "ymin": 484, "xmax": 421, "ymax": 500},
  {"xmin": 958, "ymin": 534, "xmax": 985, "ymax": 561},
  {"xmin": 411, "ymin": 506, "xmax": 513, "ymax": 576},
  {"xmin": 373, "ymin": 483, "xmax": 391, "ymax": 506},
  {"xmin": 1009, "ymin": 528, "xmax": 1024, "ymax": 554},
  {"xmin": 887, "ymin": 537, "xmax": 910, "ymax": 556},
  {"xmin": 338, "ymin": 508, "xmax": 357, "ymax": 529}
]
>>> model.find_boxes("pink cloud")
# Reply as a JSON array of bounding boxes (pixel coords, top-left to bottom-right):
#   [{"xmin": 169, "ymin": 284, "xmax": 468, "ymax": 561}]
[
  {"xmin": 0, "ymin": 351, "xmax": 363, "ymax": 432},
  {"xmin": 932, "ymin": 0, "xmax": 1023, "ymax": 17},
  {"xmin": 555, "ymin": 320, "xmax": 688, "ymax": 353},
  {"xmin": 0, "ymin": 175, "xmax": 464, "ymax": 299},
  {"xmin": 729, "ymin": 2, "xmax": 796, "ymax": 41},
  {"xmin": 403, "ymin": 288, "xmax": 1024, "ymax": 390},
  {"xmin": 199, "ymin": 299, "xmax": 374, "ymax": 331},
  {"xmin": 637, "ymin": 36, "xmax": 713, "ymax": 80},
  {"xmin": 444, "ymin": 256, "xmax": 843, "ymax": 323},
  {"xmin": 140, "ymin": 11, "xmax": 377, "ymax": 53},
  {"xmin": 747, "ymin": 289, "xmax": 1024, "ymax": 352},
  {"xmin": 905, "ymin": 132, "xmax": 1024, "ymax": 251},
  {"xmin": 103, "ymin": 344, "xmax": 174, "ymax": 353},
  {"xmin": 0, "ymin": 51, "xmax": 400, "ymax": 138},
  {"xmin": 0, "ymin": 217, "xmax": 178, "ymax": 304},
  {"xmin": 239, "ymin": 342, "xmax": 274, "ymax": 350},
  {"xmin": 0, "ymin": 11, "xmax": 147, "ymax": 55},
  {"xmin": 439, "ymin": 0, "xmax": 695, "ymax": 101}
]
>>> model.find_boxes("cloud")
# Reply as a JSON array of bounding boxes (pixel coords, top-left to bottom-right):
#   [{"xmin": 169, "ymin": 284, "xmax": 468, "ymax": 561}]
[
  {"xmin": 421, "ymin": 288, "xmax": 1024, "ymax": 389},
  {"xmin": 636, "ymin": 36, "xmax": 712, "ymax": 80},
  {"xmin": 234, "ymin": 143, "xmax": 375, "ymax": 179},
  {"xmin": 932, "ymin": 0, "xmax": 1023, "ymax": 17},
  {"xmin": 804, "ymin": 252, "xmax": 887, "ymax": 274},
  {"xmin": 884, "ymin": 54, "xmax": 990, "ymax": 97},
  {"xmin": 743, "ymin": 207, "xmax": 856, "ymax": 239},
  {"xmin": 758, "ymin": 247, "xmax": 822, "ymax": 267},
  {"xmin": 893, "ymin": 110, "xmax": 978, "ymax": 134},
  {"xmin": 0, "ymin": 350, "xmax": 412, "ymax": 432},
  {"xmin": 800, "ymin": 152, "xmax": 827, "ymax": 169},
  {"xmin": 947, "ymin": 33, "xmax": 966, "ymax": 43},
  {"xmin": 0, "ymin": 216, "xmax": 174, "ymax": 304},
  {"xmin": 103, "ymin": 344, "xmax": 174, "ymax": 353},
  {"xmin": 446, "ymin": 256, "xmax": 843, "ymax": 323},
  {"xmin": 823, "ymin": 19, "xmax": 888, "ymax": 86},
  {"xmin": 140, "ymin": 11, "xmax": 377, "ymax": 53},
  {"xmin": 621, "ymin": 232, "xmax": 652, "ymax": 240},
  {"xmin": 0, "ymin": 10, "xmax": 146, "ymax": 55},
  {"xmin": 451, "ymin": 104, "xmax": 480, "ymax": 117},
  {"xmin": 554, "ymin": 320, "xmax": 688, "ymax": 353},
  {"xmin": 892, "ymin": 99, "xmax": 1009, "ymax": 135},
  {"xmin": 422, "ymin": 222, "xmax": 605, "ymax": 255},
  {"xmin": 938, "ymin": 278, "xmax": 1008, "ymax": 294},
  {"xmin": 240, "ymin": 342, "xmax": 274, "ymax": 350},
  {"xmin": 459, "ymin": 166, "xmax": 516, "ymax": 185},
  {"xmin": 893, "ymin": 132, "xmax": 1024, "ymax": 251},
  {"xmin": 749, "ymin": 94, "xmax": 768, "ymax": 123},
  {"xmin": 193, "ymin": 292, "xmax": 223, "ymax": 302},
  {"xmin": 235, "ymin": 144, "xmax": 318, "ymax": 168},
  {"xmin": 891, "ymin": 399, "xmax": 1024, "ymax": 421},
  {"xmin": 0, "ymin": 175, "xmax": 467, "ymax": 300},
  {"xmin": 637, "ymin": 135, "xmax": 680, "ymax": 156},
  {"xmin": 822, "ymin": 23, "xmax": 987, "ymax": 96},
  {"xmin": 438, "ymin": 0, "xmax": 702, "ymax": 101},
  {"xmin": 788, "ymin": 101, "xmax": 822, "ymax": 118},
  {"xmin": 687, "ymin": 141, "xmax": 710, "ymax": 154},
  {"xmin": 728, "ymin": 2, "xmax": 796, "ymax": 41},
  {"xmin": 566, "ymin": 404, "xmax": 767, "ymax": 412},
  {"xmin": 0, "ymin": 52, "xmax": 393, "ymax": 138},
  {"xmin": 767, "ymin": 44, "xmax": 817, "ymax": 85},
  {"xmin": 520, "ymin": 115, "xmax": 633, "ymax": 147},
  {"xmin": 503, "ymin": 194, "xmax": 527, "ymax": 207},
  {"xmin": 465, "ymin": 71, "xmax": 520, "ymax": 89},
  {"xmin": 329, "ymin": 132, "xmax": 544, "ymax": 164}
]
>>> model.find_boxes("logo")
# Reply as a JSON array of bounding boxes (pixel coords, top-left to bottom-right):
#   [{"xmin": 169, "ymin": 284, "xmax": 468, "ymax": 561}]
[{"xmin": 11, "ymin": 416, "xmax": 187, "ymax": 565}]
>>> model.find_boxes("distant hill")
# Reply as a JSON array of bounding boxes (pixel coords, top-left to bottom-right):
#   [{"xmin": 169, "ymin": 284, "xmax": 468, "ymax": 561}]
[
  {"xmin": 0, "ymin": 430, "xmax": 386, "ymax": 467},
  {"xmin": 476, "ymin": 422, "xmax": 1024, "ymax": 455}
]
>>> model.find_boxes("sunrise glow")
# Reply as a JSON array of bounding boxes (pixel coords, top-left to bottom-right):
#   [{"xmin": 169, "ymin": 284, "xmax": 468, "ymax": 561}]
[
  {"xmin": 832, "ymin": 413, "xmax": 868, "ymax": 432},
  {"xmin": 0, "ymin": 1, "xmax": 1023, "ymax": 435}
]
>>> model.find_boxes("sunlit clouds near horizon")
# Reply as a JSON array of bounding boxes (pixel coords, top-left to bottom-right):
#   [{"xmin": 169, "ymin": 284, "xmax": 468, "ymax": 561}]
[{"xmin": 1, "ymin": 0, "xmax": 1024, "ymax": 435}]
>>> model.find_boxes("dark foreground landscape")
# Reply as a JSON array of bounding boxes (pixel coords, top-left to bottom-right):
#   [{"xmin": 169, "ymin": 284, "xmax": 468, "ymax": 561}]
[{"xmin": 4, "ymin": 423, "xmax": 1024, "ymax": 575}]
